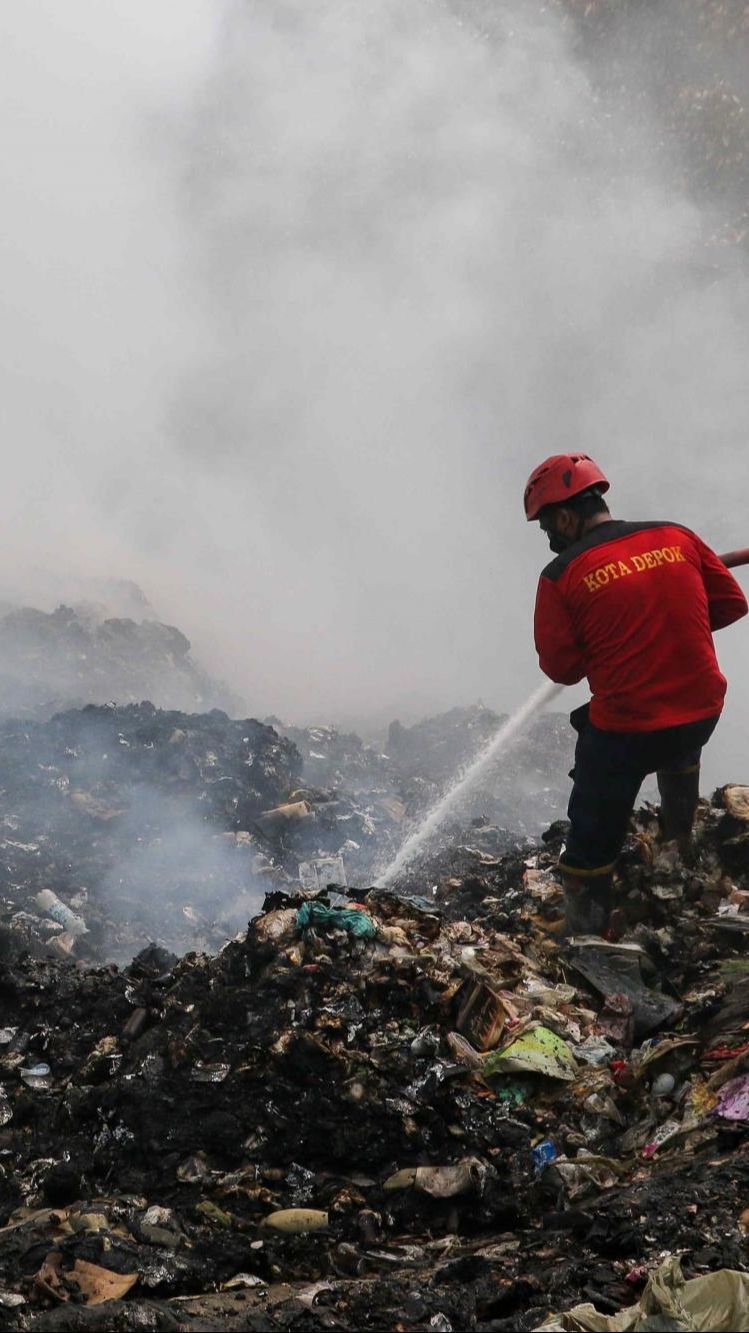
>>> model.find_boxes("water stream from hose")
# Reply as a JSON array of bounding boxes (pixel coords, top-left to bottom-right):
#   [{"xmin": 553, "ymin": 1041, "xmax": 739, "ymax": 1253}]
[{"xmin": 376, "ymin": 678, "xmax": 564, "ymax": 886}]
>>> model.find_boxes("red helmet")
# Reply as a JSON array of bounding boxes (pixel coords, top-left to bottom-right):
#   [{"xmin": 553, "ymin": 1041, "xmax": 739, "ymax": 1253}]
[{"xmin": 524, "ymin": 453, "xmax": 609, "ymax": 521}]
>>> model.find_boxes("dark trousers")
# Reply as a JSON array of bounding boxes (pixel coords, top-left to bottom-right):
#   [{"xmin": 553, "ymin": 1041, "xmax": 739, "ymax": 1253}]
[{"xmin": 560, "ymin": 707, "xmax": 720, "ymax": 877}]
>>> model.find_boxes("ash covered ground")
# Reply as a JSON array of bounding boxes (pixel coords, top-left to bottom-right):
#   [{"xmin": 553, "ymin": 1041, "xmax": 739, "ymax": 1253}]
[{"xmin": 1, "ymin": 689, "xmax": 749, "ymax": 1329}]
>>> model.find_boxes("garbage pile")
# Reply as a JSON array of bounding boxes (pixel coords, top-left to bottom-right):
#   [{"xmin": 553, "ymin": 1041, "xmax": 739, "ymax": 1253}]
[
  {"xmin": 268, "ymin": 720, "xmax": 392, "ymax": 793},
  {"xmin": 0, "ymin": 700, "xmax": 572, "ymax": 966},
  {"xmin": 0, "ymin": 602, "xmax": 239, "ymax": 721},
  {"xmin": 384, "ymin": 704, "xmax": 573, "ymax": 839},
  {"xmin": 263, "ymin": 720, "xmax": 407, "ymax": 884},
  {"xmin": 555, "ymin": 0, "xmax": 749, "ymax": 233},
  {"xmin": 1, "ymin": 787, "xmax": 749, "ymax": 1328},
  {"xmin": 277, "ymin": 704, "xmax": 574, "ymax": 867},
  {"xmin": 0, "ymin": 703, "xmax": 302, "ymax": 961}
]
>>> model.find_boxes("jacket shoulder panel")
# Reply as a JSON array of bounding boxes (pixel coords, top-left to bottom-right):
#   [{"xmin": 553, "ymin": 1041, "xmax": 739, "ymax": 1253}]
[{"xmin": 541, "ymin": 521, "xmax": 688, "ymax": 583}]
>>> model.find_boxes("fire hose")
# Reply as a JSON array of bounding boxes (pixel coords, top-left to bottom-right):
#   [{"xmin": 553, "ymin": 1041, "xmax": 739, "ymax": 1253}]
[{"xmin": 720, "ymin": 549, "xmax": 749, "ymax": 569}]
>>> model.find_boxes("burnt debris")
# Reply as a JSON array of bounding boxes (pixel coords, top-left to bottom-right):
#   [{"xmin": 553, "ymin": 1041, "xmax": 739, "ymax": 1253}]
[
  {"xmin": 0, "ymin": 601, "xmax": 241, "ymax": 721},
  {"xmin": 0, "ymin": 778, "xmax": 748, "ymax": 1327},
  {"xmin": 0, "ymin": 702, "xmax": 572, "ymax": 965}
]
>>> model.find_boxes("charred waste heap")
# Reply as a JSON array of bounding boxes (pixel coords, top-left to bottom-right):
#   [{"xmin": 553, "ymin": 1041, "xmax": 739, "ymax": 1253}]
[
  {"xmin": 0, "ymin": 595, "xmax": 240, "ymax": 722},
  {"xmin": 1, "ymin": 736, "xmax": 749, "ymax": 1327},
  {"xmin": 0, "ymin": 701, "xmax": 571, "ymax": 966}
]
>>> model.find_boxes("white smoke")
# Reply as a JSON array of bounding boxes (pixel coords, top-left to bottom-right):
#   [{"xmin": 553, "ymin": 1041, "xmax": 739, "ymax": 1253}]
[{"xmin": 0, "ymin": 0, "xmax": 747, "ymax": 788}]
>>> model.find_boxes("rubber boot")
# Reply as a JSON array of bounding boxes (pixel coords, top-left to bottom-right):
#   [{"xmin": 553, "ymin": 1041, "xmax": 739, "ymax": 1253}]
[
  {"xmin": 657, "ymin": 768, "xmax": 700, "ymax": 861},
  {"xmin": 562, "ymin": 873, "xmax": 612, "ymax": 939}
]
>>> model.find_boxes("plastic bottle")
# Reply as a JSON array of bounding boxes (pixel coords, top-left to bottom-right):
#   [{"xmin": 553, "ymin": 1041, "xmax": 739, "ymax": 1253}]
[{"xmin": 35, "ymin": 890, "xmax": 88, "ymax": 937}]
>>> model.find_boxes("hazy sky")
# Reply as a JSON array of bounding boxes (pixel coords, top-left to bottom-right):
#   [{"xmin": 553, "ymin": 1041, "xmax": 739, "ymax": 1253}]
[{"xmin": 1, "ymin": 0, "xmax": 747, "ymax": 784}]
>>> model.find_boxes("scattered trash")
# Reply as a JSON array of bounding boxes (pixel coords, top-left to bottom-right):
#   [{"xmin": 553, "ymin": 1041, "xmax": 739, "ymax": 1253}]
[
  {"xmin": 570, "ymin": 942, "xmax": 683, "ymax": 1037},
  {"xmin": 715, "ymin": 1073, "xmax": 749, "ymax": 1121},
  {"xmin": 299, "ymin": 854, "xmax": 347, "ymax": 891},
  {"xmin": 0, "ymin": 780, "xmax": 744, "ymax": 1328},
  {"xmin": 0, "ymin": 1088, "xmax": 12, "ymax": 1126},
  {"xmin": 35, "ymin": 889, "xmax": 88, "ymax": 937},
  {"xmin": 652, "ymin": 1071, "xmax": 677, "ymax": 1097},
  {"xmin": 0, "ymin": 700, "xmax": 745, "ymax": 1330},
  {"xmin": 456, "ymin": 974, "xmax": 509, "ymax": 1050},
  {"xmin": 263, "ymin": 1209, "xmax": 329, "ymax": 1234},
  {"xmin": 20, "ymin": 1062, "xmax": 52, "ymax": 1091},
  {"xmin": 191, "ymin": 1062, "xmax": 231, "ymax": 1083}
]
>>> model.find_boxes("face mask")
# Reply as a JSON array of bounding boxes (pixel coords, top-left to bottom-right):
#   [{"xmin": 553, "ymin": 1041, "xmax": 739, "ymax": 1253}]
[
  {"xmin": 547, "ymin": 531, "xmax": 570, "ymax": 554},
  {"xmin": 542, "ymin": 513, "xmax": 581, "ymax": 554}
]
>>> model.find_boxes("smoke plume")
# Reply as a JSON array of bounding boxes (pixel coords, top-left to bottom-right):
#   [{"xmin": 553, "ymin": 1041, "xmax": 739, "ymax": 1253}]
[{"xmin": 1, "ymin": 0, "xmax": 747, "ymax": 787}]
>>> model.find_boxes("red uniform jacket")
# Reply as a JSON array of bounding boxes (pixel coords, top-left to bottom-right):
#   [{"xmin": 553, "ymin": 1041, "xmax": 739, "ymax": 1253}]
[{"xmin": 534, "ymin": 520, "xmax": 748, "ymax": 732}]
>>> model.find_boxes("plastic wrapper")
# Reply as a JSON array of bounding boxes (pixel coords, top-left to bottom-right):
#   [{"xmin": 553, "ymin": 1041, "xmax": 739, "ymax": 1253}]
[{"xmin": 534, "ymin": 1256, "xmax": 749, "ymax": 1331}]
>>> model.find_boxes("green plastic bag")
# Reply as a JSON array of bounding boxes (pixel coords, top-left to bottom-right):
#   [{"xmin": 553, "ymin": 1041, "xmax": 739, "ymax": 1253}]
[
  {"xmin": 484, "ymin": 1024, "xmax": 578, "ymax": 1082},
  {"xmin": 296, "ymin": 901, "xmax": 378, "ymax": 940}
]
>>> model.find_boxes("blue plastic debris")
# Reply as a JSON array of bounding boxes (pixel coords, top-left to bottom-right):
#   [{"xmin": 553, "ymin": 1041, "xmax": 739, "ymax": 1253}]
[{"xmin": 531, "ymin": 1139, "xmax": 558, "ymax": 1174}]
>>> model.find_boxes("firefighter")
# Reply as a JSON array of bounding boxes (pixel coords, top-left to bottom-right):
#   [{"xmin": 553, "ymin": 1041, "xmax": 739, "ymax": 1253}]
[{"xmin": 525, "ymin": 453, "xmax": 748, "ymax": 935}]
